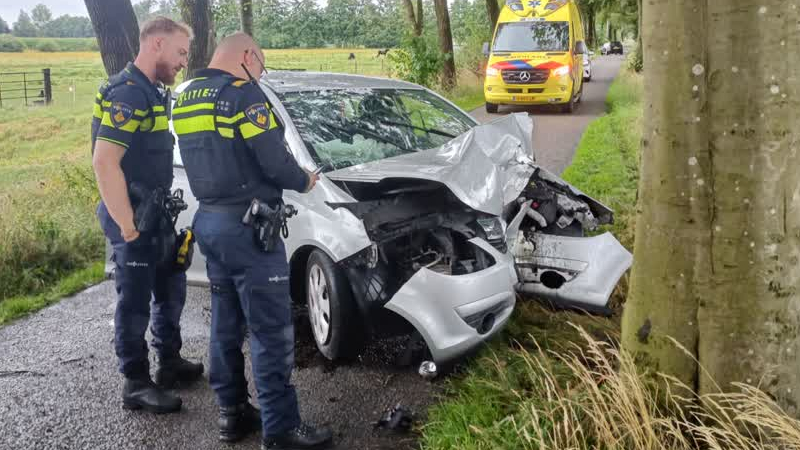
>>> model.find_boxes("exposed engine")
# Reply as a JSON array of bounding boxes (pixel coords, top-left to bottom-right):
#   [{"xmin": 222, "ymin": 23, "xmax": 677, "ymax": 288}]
[
  {"xmin": 503, "ymin": 167, "xmax": 613, "ymax": 237},
  {"xmin": 327, "ymin": 179, "xmax": 505, "ymax": 315}
]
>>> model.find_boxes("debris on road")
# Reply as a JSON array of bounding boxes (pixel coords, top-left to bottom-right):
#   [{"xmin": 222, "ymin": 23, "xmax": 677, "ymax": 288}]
[
  {"xmin": 374, "ymin": 403, "xmax": 414, "ymax": 433},
  {"xmin": 418, "ymin": 361, "xmax": 437, "ymax": 380}
]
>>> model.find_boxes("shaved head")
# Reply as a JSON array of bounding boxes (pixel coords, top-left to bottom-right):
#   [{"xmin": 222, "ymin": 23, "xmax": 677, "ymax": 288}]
[{"xmin": 208, "ymin": 32, "xmax": 265, "ymax": 81}]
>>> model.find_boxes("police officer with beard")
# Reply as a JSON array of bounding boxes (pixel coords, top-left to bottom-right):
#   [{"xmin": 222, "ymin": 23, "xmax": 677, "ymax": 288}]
[
  {"xmin": 92, "ymin": 17, "xmax": 203, "ymax": 414},
  {"xmin": 173, "ymin": 33, "xmax": 332, "ymax": 449}
]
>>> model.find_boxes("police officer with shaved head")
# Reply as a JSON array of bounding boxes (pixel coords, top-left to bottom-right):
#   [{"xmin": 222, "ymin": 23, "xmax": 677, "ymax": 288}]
[
  {"xmin": 173, "ymin": 33, "xmax": 332, "ymax": 449},
  {"xmin": 92, "ymin": 16, "xmax": 204, "ymax": 414}
]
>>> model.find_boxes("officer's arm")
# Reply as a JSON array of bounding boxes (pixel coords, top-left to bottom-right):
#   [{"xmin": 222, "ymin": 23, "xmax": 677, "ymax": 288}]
[
  {"xmin": 92, "ymin": 85, "xmax": 149, "ymax": 240},
  {"xmin": 238, "ymin": 86, "xmax": 311, "ymax": 193},
  {"xmin": 93, "ymin": 141, "xmax": 136, "ymax": 239}
]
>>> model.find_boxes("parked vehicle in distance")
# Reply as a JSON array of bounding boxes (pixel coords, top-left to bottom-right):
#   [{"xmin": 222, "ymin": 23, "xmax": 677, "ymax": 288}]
[
  {"xmin": 583, "ymin": 52, "xmax": 592, "ymax": 81},
  {"xmin": 601, "ymin": 41, "xmax": 624, "ymax": 55}
]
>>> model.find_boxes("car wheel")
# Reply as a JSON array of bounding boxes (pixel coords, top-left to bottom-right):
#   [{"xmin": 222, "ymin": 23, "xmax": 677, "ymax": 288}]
[
  {"xmin": 306, "ymin": 249, "xmax": 362, "ymax": 360},
  {"xmin": 485, "ymin": 102, "xmax": 499, "ymax": 114}
]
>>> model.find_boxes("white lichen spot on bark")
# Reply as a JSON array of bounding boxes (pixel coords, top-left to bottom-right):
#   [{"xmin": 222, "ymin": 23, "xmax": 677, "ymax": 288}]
[
  {"xmin": 692, "ymin": 64, "xmax": 705, "ymax": 76},
  {"xmin": 688, "ymin": 156, "xmax": 698, "ymax": 166},
  {"xmin": 771, "ymin": 85, "xmax": 781, "ymax": 95}
]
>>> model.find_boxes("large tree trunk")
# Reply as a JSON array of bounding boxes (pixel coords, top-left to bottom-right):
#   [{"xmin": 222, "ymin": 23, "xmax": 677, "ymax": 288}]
[
  {"xmin": 402, "ymin": 0, "xmax": 423, "ymax": 37},
  {"xmin": 632, "ymin": 0, "xmax": 643, "ymax": 71},
  {"xmin": 586, "ymin": 6, "xmax": 595, "ymax": 49},
  {"xmin": 433, "ymin": 0, "xmax": 456, "ymax": 91},
  {"xmin": 621, "ymin": 0, "xmax": 800, "ymax": 412},
  {"xmin": 85, "ymin": 0, "xmax": 139, "ymax": 76},
  {"xmin": 239, "ymin": 0, "xmax": 253, "ymax": 36},
  {"xmin": 179, "ymin": 0, "xmax": 216, "ymax": 78},
  {"xmin": 485, "ymin": 0, "xmax": 499, "ymax": 34}
]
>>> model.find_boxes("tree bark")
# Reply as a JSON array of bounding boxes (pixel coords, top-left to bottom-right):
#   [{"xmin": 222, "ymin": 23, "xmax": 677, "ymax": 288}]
[
  {"xmin": 179, "ymin": 0, "xmax": 216, "ymax": 78},
  {"xmin": 239, "ymin": 0, "xmax": 253, "ymax": 36},
  {"xmin": 633, "ymin": 0, "xmax": 643, "ymax": 70},
  {"xmin": 586, "ymin": 7, "xmax": 595, "ymax": 49},
  {"xmin": 621, "ymin": 0, "xmax": 800, "ymax": 414},
  {"xmin": 485, "ymin": 0, "xmax": 500, "ymax": 33},
  {"xmin": 84, "ymin": 0, "xmax": 139, "ymax": 76},
  {"xmin": 433, "ymin": 0, "xmax": 456, "ymax": 91},
  {"xmin": 402, "ymin": 0, "xmax": 423, "ymax": 37}
]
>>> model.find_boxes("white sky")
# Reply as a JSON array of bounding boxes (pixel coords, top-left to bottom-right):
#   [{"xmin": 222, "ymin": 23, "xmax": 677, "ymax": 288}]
[{"xmin": 0, "ymin": 0, "xmax": 330, "ymax": 24}]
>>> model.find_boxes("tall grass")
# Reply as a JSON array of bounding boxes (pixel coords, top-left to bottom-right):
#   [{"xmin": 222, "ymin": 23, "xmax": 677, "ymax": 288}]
[{"xmin": 424, "ymin": 322, "xmax": 800, "ymax": 450}]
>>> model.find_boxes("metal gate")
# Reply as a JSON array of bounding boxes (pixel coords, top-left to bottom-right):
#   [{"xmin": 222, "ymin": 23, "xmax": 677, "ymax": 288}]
[{"xmin": 0, "ymin": 69, "xmax": 53, "ymax": 107}]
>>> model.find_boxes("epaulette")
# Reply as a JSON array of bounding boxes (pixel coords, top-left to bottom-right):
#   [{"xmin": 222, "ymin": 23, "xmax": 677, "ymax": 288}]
[
  {"xmin": 232, "ymin": 80, "xmax": 249, "ymax": 87},
  {"xmin": 126, "ymin": 81, "xmax": 136, "ymax": 86}
]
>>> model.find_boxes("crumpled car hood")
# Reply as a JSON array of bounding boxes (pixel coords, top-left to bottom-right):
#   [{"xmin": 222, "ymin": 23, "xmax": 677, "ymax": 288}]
[{"xmin": 326, "ymin": 113, "xmax": 537, "ymax": 216}]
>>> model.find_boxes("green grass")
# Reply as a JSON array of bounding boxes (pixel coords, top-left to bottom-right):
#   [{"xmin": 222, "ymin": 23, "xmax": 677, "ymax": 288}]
[
  {"xmin": 561, "ymin": 69, "xmax": 643, "ymax": 252},
  {"xmin": 13, "ymin": 37, "xmax": 98, "ymax": 52},
  {"xmin": 420, "ymin": 69, "xmax": 643, "ymax": 450},
  {"xmin": 0, "ymin": 262, "xmax": 104, "ymax": 326},
  {"xmin": 447, "ymin": 82, "xmax": 485, "ymax": 112}
]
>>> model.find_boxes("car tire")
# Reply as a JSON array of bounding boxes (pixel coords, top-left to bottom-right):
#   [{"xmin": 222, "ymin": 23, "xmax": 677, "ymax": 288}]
[
  {"xmin": 306, "ymin": 249, "xmax": 362, "ymax": 360},
  {"xmin": 485, "ymin": 102, "xmax": 499, "ymax": 114}
]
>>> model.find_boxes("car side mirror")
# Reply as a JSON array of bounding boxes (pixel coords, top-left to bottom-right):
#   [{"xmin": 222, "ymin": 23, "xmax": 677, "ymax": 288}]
[
  {"xmin": 482, "ymin": 42, "xmax": 490, "ymax": 57},
  {"xmin": 574, "ymin": 41, "xmax": 586, "ymax": 55}
]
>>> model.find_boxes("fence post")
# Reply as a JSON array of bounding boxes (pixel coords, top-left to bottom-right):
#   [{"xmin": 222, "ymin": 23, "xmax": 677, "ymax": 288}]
[
  {"xmin": 23, "ymin": 72, "xmax": 28, "ymax": 106},
  {"xmin": 42, "ymin": 68, "xmax": 52, "ymax": 105}
]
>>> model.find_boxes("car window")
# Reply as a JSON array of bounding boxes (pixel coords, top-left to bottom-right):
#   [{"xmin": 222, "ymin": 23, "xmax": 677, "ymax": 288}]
[{"xmin": 277, "ymin": 88, "xmax": 475, "ymax": 172}]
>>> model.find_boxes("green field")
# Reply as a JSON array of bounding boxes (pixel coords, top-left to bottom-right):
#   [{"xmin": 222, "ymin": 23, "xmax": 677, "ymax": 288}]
[{"xmin": 0, "ymin": 48, "xmax": 484, "ymax": 323}]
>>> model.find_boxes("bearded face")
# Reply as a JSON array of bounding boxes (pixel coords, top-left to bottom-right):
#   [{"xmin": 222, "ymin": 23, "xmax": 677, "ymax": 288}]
[{"xmin": 154, "ymin": 33, "xmax": 190, "ymax": 86}]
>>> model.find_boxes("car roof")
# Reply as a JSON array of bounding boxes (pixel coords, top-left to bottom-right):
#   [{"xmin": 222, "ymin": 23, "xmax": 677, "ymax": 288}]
[{"xmin": 264, "ymin": 71, "xmax": 425, "ymax": 93}]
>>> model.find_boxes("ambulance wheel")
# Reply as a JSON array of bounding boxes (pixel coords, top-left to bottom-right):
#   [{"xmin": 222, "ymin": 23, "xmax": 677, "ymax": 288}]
[
  {"xmin": 306, "ymin": 249, "xmax": 363, "ymax": 360},
  {"xmin": 560, "ymin": 91, "xmax": 577, "ymax": 113},
  {"xmin": 485, "ymin": 102, "xmax": 499, "ymax": 114}
]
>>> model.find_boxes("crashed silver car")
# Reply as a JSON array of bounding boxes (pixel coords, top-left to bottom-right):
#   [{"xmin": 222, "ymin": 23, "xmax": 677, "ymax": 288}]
[{"xmin": 106, "ymin": 72, "xmax": 632, "ymax": 364}]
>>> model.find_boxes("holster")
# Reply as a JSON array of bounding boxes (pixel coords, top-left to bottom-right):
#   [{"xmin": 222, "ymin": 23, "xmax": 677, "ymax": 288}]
[
  {"xmin": 129, "ymin": 183, "xmax": 190, "ymax": 270},
  {"xmin": 173, "ymin": 228, "xmax": 195, "ymax": 273},
  {"xmin": 242, "ymin": 198, "xmax": 297, "ymax": 252}
]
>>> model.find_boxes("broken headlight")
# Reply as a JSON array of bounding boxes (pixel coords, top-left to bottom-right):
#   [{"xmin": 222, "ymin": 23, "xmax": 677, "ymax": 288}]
[
  {"xmin": 476, "ymin": 217, "xmax": 505, "ymax": 242},
  {"xmin": 475, "ymin": 217, "xmax": 508, "ymax": 253}
]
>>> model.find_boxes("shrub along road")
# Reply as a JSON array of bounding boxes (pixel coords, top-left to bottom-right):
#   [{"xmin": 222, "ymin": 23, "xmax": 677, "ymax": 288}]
[{"xmin": 0, "ymin": 56, "xmax": 623, "ymax": 450}]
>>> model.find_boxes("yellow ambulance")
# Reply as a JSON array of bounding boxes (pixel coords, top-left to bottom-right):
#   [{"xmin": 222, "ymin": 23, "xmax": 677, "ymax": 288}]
[{"xmin": 483, "ymin": 0, "xmax": 587, "ymax": 114}]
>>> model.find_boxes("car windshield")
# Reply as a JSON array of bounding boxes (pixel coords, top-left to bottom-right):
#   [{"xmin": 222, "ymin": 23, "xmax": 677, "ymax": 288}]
[
  {"xmin": 492, "ymin": 21, "xmax": 570, "ymax": 53},
  {"xmin": 277, "ymin": 88, "xmax": 476, "ymax": 172}
]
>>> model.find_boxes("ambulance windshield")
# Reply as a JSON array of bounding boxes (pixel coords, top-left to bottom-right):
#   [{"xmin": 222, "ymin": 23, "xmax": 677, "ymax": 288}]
[{"xmin": 492, "ymin": 21, "xmax": 570, "ymax": 53}]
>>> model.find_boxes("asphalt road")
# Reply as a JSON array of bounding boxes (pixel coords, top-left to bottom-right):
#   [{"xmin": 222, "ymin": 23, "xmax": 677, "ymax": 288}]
[{"xmin": 0, "ymin": 56, "xmax": 623, "ymax": 450}]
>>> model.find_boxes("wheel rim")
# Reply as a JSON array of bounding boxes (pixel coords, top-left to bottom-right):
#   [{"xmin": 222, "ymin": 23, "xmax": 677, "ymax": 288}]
[{"xmin": 307, "ymin": 264, "xmax": 331, "ymax": 346}]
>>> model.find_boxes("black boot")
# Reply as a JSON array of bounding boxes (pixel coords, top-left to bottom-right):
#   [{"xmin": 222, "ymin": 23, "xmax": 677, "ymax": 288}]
[
  {"xmin": 219, "ymin": 402, "xmax": 261, "ymax": 442},
  {"xmin": 262, "ymin": 423, "xmax": 333, "ymax": 450},
  {"xmin": 122, "ymin": 377, "xmax": 182, "ymax": 414},
  {"xmin": 155, "ymin": 356, "xmax": 204, "ymax": 389}
]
